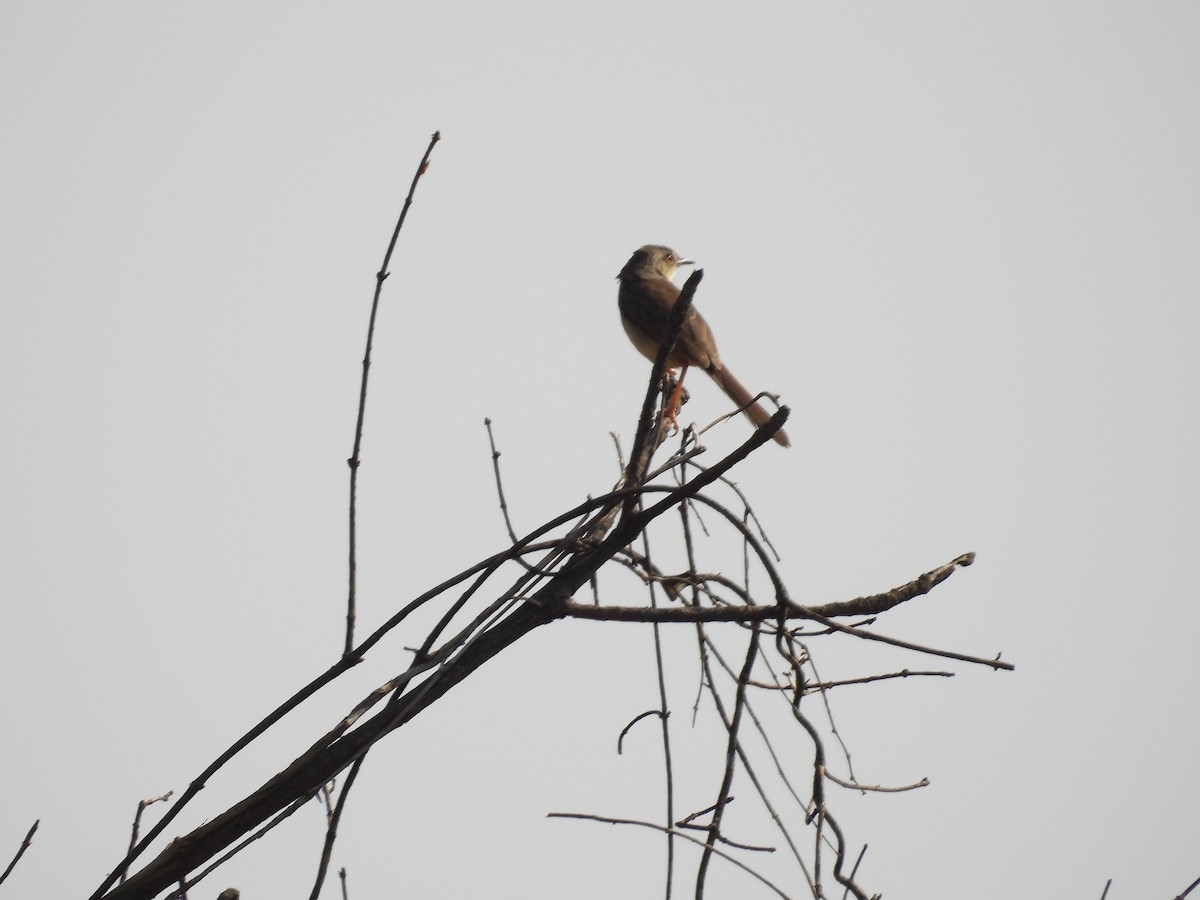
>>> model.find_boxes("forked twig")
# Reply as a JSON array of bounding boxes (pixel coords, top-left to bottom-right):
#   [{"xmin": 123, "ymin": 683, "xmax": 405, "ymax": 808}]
[{"xmin": 122, "ymin": 794, "xmax": 172, "ymax": 883}]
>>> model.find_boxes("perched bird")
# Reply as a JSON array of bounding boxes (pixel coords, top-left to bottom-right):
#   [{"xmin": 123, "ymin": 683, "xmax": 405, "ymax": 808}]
[{"xmin": 617, "ymin": 245, "xmax": 789, "ymax": 447}]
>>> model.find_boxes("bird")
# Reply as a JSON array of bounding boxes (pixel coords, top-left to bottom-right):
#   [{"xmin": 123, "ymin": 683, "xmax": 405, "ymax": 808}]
[{"xmin": 617, "ymin": 244, "xmax": 790, "ymax": 448}]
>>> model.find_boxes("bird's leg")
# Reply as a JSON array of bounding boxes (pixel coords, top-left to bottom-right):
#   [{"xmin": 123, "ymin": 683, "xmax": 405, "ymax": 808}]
[
  {"xmin": 664, "ymin": 364, "xmax": 690, "ymax": 433},
  {"xmin": 668, "ymin": 365, "xmax": 689, "ymax": 416}
]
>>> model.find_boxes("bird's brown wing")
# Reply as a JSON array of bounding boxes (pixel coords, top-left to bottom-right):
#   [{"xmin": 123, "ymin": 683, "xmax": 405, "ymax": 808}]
[
  {"xmin": 618, "ymin": 277, "xmax": 719, "ymax": 369},
  {"xmin": 678, "ymin": 307, "xmax": 719, "ymax": 370}
]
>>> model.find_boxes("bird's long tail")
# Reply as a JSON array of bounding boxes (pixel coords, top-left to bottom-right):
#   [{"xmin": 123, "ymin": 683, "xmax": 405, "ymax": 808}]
[{"xmin": 708, "ymin": 366, "xmax": 790, "ymax": 447}]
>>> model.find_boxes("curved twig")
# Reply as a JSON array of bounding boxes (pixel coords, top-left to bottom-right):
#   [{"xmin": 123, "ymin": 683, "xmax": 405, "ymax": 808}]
[
  {"xmin": 823, "ymin": 770, "xmax": 929, "ymax": 793},
  {"xmin": 617, "ymin": 710, "xmax": 665, "ymax": 755}
]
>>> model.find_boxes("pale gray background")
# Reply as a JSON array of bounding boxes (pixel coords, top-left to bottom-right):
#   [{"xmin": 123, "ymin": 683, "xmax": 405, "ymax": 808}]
[{"xmin": 2, "ymin": 2, "xmax": 1197, "ymax": 898}]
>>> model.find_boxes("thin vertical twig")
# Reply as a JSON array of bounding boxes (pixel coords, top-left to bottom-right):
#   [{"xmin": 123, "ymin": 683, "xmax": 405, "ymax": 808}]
[
  {"xmin": 841, "ymin": 844, "xmax": 867, "ymax": 900},
  {"xmin": 345, "ymin": 130, "xmax": 441, "ymax": 656},
  {"xmin": 308, "ymin": 757, "xmax": 365, "ymax": 899},
  {"xmin": 701, "ymin": 637, "xmax": 816, "ymax": 895},
  {"xmin": 696, "ymin": 624, "xmax": 760, "ymax": 899},
  {"xmin": 636, "ymin": 520, "xmax": 676, "ymax": 899},
  {"xmin": 485, "ymin": 417, "xmax": 521, "ymax": 545}
]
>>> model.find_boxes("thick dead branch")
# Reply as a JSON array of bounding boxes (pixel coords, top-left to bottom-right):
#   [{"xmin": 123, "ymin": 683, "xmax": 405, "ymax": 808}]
[{"xmin": 100, "ymin": 408, "xmax": 782, "ymax": 900}]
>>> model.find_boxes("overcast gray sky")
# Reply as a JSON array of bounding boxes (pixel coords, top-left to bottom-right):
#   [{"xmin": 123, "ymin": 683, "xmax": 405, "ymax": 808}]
[{"xmin": 2, "ymin": 2, "xmax": 1197, "ymax": 898}]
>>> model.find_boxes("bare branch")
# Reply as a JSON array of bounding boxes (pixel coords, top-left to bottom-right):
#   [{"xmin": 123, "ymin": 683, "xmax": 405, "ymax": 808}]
[
  {"xmin": 345, "ymin": 130, "xmax": 441, "ymax": 657},
  {"xmin": 823, "ymin": 769, "xmax": 929, "ymax": 793},
  {"xmin": 566, "ymin": 552, "xmax": 1009, "ymax": 673},
  {"xmin": 842, "ymin": 844, "xmax": 868, "ymax": 900},
  {"xmin": 808, "ymin": 552, "xmax": 976, "ymax": 618},
  {"xmin": 784, "ymin": 634, "xmax": 858, "ymax": 783},
  {"xmin": 0, "ymin": 820, "xmax": 38, "ymax": 887},
  {"xmin": 799, "ymin": 670, "xmax": 954, "ymax": 692},
  {"xmin": 788, "ymin": 600, "xmax": 1012, "ymax": 672},
  {"xmin": 308, "ymin": 757, "xmax": 364, "ymax": 900},
  {"xmin": 484, "ymin": 417, "xmax": 522, "ymax": 545},
  {"xmin": 164, "ymin": 795, "xmax": 312, "ymax": 898},
  {"xmin": 634, "ymin": 512, "xmax": 677, "ymax": 900},
  {"xmin": 696, "ymin": 625, "xmax": 761, "ymax": 898},
  {"xmin": 824, "ymin": 810, "xmax": 874, "ymax": 900},
  {"xmin": 700, "ymin": 635, "xmax": 816, "ymax": 893},
  {"xmin": 617, "ymin": 709, "xmax": 665, "ymax": 755},
  {"xmin": 121, "ymin": 794, "xmax": 172, "ymax": 883}
]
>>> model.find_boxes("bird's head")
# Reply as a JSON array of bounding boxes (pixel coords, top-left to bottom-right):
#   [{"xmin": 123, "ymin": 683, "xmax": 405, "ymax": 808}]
[{"xmin": 619, "ymin": 245, "xmax": 695, "ymax": 281}]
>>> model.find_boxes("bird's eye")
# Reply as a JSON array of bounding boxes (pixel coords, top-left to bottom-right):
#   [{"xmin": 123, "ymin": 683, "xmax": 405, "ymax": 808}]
[{"xmin": 664, "ymin": 252, "xmax": 675, "ymax": 262}]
